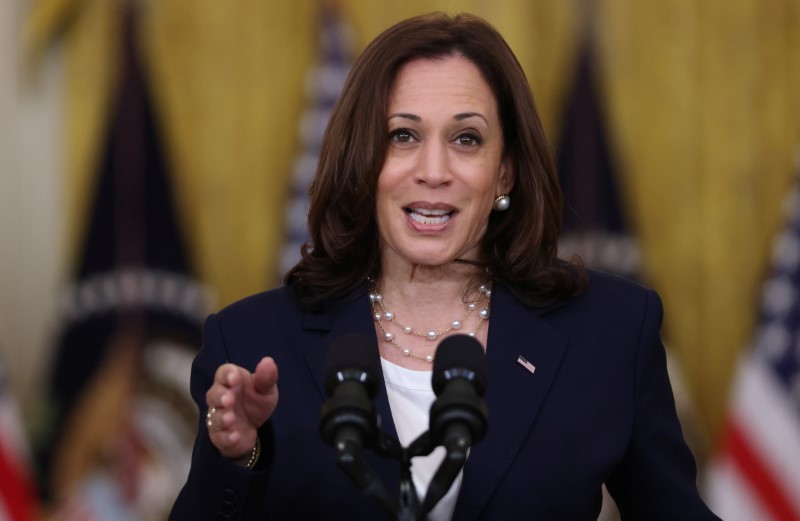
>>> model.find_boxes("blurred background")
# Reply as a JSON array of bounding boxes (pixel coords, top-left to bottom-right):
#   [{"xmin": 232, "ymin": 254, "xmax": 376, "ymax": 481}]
[{"xmin": 1, "ymin": 0, "xmax": 799, "ymax": 519}]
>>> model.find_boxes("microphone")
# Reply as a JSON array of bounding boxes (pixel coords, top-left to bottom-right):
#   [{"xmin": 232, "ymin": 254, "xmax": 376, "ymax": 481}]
[
  {"xmin": 430, "ymin": 334, "xmax": 488, "ymax": 447},
  {"xmin": 319, "ymin": 334, "xmax": 393, "ymax": 513},
  {"xmin": 320, "ymin": 333, "xmax": 382, "ymax": 451},
  {"xmin": 424, "ymin": 334, "xmax": 488, "ymax": 513}
]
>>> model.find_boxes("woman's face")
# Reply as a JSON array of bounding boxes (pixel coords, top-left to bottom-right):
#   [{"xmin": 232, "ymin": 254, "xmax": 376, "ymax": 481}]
[{"xmin": 375, "ymin": 55, "xmax": 513, "ymax": 271}]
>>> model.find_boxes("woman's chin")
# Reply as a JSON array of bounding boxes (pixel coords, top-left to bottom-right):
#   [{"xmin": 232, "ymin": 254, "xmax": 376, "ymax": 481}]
[{"xmin": 398, "ymin": 249, "xmax": 477, "ymax": 269}]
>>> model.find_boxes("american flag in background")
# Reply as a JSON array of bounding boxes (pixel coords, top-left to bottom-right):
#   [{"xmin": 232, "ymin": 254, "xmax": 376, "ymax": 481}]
[
  {"xmin": 706, "ymin": 175, "xmax": 800, "ymax": 520},
  {"xmin": 278, "ymin": 4, "xmax": 353, "ymax": 278},
  {"xmin": 0, "ymin": 357, "xmax": 37, "ymax": 521}
]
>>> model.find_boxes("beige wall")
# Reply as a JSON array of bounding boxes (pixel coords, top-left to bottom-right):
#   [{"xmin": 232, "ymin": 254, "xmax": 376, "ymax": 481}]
[{"xmin": 0, "ymin": 0, "xmax": 64, "ymax": 417}]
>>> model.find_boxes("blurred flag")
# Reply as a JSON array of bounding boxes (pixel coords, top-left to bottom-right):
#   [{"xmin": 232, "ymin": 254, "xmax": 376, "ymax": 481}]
[
  {"xmin": 706, "ymin": 176, "xmax": 800, "ymax": 520},
  {"xmin": 555, "ymin": 41, "xmax": 638, "ymax": 280},
  {"xmin": 278, "ymin": 4, "xmax": 354, "ymax": 277},
  {"xmin": 35, "ymin": 6, "xmax": 211, "ymax": 520},
  {"xmin": 0, "ymin": 357, "xmax": 38, "ymax": 521}
]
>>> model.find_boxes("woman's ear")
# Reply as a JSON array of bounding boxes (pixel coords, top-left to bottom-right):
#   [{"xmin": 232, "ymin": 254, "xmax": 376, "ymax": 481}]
[{"xmin": 497, "ymin": 155, "xmax": 515, "ymax": 196}]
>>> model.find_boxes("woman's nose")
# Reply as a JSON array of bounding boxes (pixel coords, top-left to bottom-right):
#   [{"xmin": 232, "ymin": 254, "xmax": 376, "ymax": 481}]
[{"xmin": 413, "ymin": 140, "xmax": 451, "ymax": 186}]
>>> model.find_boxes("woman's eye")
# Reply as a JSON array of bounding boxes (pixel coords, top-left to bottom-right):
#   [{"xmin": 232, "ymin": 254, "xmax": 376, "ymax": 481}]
[
  {"xmin": 456, "ymin": 133, "xmax": 481, "ymax": 146},
  {"xmin": 389, "ymin": 129, "xmax": 414, "ymax": 144}
]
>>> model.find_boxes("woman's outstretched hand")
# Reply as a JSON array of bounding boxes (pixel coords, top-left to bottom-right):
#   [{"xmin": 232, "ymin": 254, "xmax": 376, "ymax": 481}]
[{"xmin": 205, "ymin": 356, "xmax": 279, "ymax": 462}]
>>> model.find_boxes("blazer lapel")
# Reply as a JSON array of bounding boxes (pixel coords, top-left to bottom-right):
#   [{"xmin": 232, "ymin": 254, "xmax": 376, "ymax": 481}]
[
  {"xmin": 302, "ymin": 288, "xmax": 401, "ymax": 460},
  {"xmin": 302, "ymin": 290, "xmax": 376, "ymax": 400},
  {"xmin": 453, "ymin": 284, "xmax": 568, "ymax": 520}
]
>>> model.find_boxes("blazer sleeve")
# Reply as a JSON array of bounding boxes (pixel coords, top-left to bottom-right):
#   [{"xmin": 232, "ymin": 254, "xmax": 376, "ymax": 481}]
[
  {"xmin": 605, "ymin": 289, "xmax": 720, "ymax": 521},
  {"xmin": 169, "ymin": 313, "xmax": 271, "ymax": 521}
]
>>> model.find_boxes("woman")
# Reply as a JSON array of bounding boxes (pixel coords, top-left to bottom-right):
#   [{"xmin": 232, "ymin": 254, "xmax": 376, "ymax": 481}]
[{"xmin": 171, "ymin": 12, "xmax": 719, "ymax": 521}]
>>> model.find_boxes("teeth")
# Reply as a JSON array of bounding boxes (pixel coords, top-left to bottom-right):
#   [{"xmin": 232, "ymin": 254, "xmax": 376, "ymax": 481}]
[
  {"xmin": 409, "ymin": 209, "xmax": 451, "ymax": 225},
  {"xmin": 412, "ymin": 208, "xmax": 449, "ymax": 216}
]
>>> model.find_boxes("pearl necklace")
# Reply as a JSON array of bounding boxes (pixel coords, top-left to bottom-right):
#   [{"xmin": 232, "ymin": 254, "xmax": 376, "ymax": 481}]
[{"xmin": 368, "ymin": 281, "xmax": 492, "ymax": 363}]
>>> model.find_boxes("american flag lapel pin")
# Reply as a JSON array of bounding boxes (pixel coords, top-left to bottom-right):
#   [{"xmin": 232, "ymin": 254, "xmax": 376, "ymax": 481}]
[{"xmin": 517, "ymin": 355, "xmax": 536, "ymax": 374}]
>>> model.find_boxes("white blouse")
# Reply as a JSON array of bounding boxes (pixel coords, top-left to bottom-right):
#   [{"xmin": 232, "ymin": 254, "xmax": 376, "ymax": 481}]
[{"xmin": 380, "ymin": 358, "xmax": 464, "ymax": 521}]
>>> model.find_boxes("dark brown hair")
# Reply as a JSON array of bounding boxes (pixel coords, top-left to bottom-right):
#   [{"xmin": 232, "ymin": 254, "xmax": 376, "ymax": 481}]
[{"xmin": 286, "ymin": 12, "xmax": 585, "ymax": 309}]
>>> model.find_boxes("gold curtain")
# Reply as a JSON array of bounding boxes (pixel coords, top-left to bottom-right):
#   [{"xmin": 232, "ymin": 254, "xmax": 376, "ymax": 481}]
[
  {"xmin": 25, "ymin": 0, "xmax": 317, "ymax": 307},
  {"xmin": 143, "ymin": 0, "xmax": 316, "ymax": 305},
  {"xmin": 596, "ymin": 0, "xmax": 800, "ymax": 441}
]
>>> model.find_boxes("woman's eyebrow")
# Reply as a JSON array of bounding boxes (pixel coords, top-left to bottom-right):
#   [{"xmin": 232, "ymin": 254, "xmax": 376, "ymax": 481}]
[
  {"xmin": 454, "ymin": 112, "xmax": 488, "ymax": 125},
  {"xmin": 387, "ymin": 112, "xmax": 489, "ymax": 125},
  {"xmin": 388, "ymin": 113, "xmax": 421, "ymax": 122}
]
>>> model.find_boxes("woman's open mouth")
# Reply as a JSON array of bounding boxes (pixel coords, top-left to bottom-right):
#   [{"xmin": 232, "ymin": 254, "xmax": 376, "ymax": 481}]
[{"xmin": 404, "ymin": 207, "xmax": 455, "ymax": 225}]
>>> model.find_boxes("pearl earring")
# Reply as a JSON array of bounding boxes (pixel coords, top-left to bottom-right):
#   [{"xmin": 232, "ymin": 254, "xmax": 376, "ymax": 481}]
[{"xmin": 493, "ymin": 194, "xmax": 510, "ymax": 212}]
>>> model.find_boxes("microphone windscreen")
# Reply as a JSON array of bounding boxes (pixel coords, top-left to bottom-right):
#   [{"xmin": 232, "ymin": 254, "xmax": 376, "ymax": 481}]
[
  {"xmin": 324, "ymin": 333, "xmax": 381, "ymax": 395},
  {"xmin": 432, "ymin": 334, "xmax": 486, "ymax": 396}
]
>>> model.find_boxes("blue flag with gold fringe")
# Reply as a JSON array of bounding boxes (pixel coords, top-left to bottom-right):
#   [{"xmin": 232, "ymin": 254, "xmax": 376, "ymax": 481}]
[{"xmin": 35, "ymin": 6, "xmax": 211, "ymax": 519}]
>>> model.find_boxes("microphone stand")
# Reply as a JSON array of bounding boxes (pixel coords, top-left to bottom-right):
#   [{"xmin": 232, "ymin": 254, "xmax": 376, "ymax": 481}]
[
  {"xmin": 327, "ymin": 388, "xmax": 482, "ymax": 519},
  {"xmin": 420, "ymin": 428, "xmax": 470, "ymax": 515},
  {"xmin": 334, "ymin": 433, "xmax": 396, "ymax": 514},
  {"xmin": 339, "ymin": 428, "xmax": 466, "ymax": 521},
  {"xmin": 324, "ymin": 334, "xmax": 486, "ymax": 520}
]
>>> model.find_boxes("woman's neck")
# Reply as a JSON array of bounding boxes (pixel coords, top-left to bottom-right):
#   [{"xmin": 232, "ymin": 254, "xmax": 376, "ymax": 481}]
[
  {"xmin": 376, "ymin": 261, "xmax": 486, "ymax": 307},
  {"xmin": 370, "ymin": 260, "xmax": 491, "ymax": 370}
]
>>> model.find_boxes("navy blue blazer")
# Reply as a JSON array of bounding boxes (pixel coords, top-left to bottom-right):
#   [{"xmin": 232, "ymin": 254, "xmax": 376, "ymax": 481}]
[{"xmin": 171, "ymin": 270, "xmax": 719, "ymax": 520}]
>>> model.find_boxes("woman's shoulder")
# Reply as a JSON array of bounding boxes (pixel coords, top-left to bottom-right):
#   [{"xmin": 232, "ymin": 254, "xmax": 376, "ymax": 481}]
[
  {"xmin": 581, "ymin": 268, "xmax": 657, "ymax": 301},
  {"xmin": 521, "ymin": 270, "xmax": 664, "ymax": 361},
  {"xmin": 541, "ymin": 268, "xmax": 662, "ymax": 324},
  {"xmin": 213, "ymin": 285, "xmax": 300, "ymax": 323}
]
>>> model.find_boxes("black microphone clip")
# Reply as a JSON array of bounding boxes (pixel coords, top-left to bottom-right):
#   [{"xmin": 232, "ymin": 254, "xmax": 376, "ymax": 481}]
[{"xmin": 320, "ymin": 367, "xmax": 380, "ymax": 452}]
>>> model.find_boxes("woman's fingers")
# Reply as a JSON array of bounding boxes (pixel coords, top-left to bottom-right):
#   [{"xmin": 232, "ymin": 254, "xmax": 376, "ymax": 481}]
[
  {"xmin": 214, "ymin": 363, "xmax": 243, "ymax": 389},
  {"xmin": 206, "ymin": 406, "xmax": 235, "ymax": 430},
  {"xmin": 205, "ymin": 401, "xmax": 250, "ymax": 456},
  {"xmin": 252, "ymin": 357, "xmax": 278, "ymax": 395},
  {"xmin": 205, "ymin": 361, "xmax": 278, "ymax": 460},
  {"xmin": 207, "ymin": 362, "xmax": 254, "ymax": 410}
]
